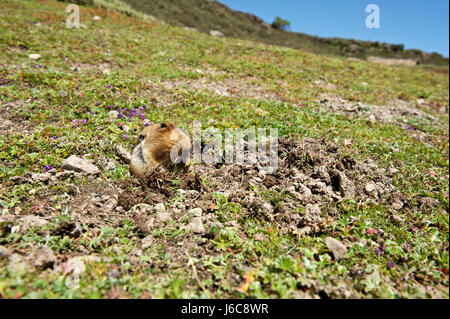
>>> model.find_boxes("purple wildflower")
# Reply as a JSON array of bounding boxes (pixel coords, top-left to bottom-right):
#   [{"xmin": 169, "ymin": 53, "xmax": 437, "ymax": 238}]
[
  {"xmin": 388, "ymin": 260, "xmax": 395, "ymax": 268},
  {"xmin": 51, "ymin": 135, "xmax": 57, "ymax": 140},
  {"xmin": 375, "ymin": 248, "xmax": 382, "ymax": 256},
  {"xmin": 118, "ymin": 113, "xmax": 126, "ymax": 119},
  {"xmin": 60, "ymin": 92, "xmax": 65, "ymax": 96},
  {"xmin": 88, "ymin": 111, "xmax": 95, "ymax": 116},
  {"xmin": 44, "ymin": 165, "xmax": 53, "ymax": 173},
  {"xmin": 106, "ymin": 105, "xmax": 112, "ymax": 109},
  {"xmin": 81, "ymin": 119, "xmax": 87, "ymax": 124},
  {"xmin": 107, "ymin": 84, "xmax": 112, "ymax": 88},
  {"xmin": 124, "ymin": 134, "xmax": 129, "ymax": 139},
  {"xmin": 95, "ymin": 102, "xmax": 100, "ymax": 106},
  {"xmin": 406, "ymin": 125, "xmax": 414, "ymax": 131},
  {"xmin": 143, "ymin": 120, "xmax": 151, "ymax": 126},
  {"xmin": 38, "ymin": 64, "xmax": 43, "ymax": 68},
  {"xmin": 139, "ymin": 114, "xmax": 145, "ymax": 120}
]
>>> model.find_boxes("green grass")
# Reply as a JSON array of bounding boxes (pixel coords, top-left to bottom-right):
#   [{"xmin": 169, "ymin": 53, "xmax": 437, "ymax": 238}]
[{"xmin": 0, "ymin": 0, "xmax": 448, "ymax": 299}]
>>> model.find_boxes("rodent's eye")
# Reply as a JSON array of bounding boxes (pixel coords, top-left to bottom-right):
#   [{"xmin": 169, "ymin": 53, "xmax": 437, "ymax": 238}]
[
  {"xmin": 139, "ymin": 134, "xmax": 145, "ymax": 142},
  {"xmin": 160, "ymin": 123, "xmax": 167, "ymax": 128}
]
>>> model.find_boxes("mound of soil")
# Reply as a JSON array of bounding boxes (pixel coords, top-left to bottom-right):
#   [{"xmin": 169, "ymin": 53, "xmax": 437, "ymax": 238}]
[{"xmin": 117, "ymin": 136, "xmax": 399, "ymax": 237}]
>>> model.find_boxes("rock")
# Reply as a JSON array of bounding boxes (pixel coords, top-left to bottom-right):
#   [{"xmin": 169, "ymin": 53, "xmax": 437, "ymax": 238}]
[
  {"xmin": 156, "ymin": 211, "xmax": 172, "ymax": 223},
  {"xmin": 349, "ymin": 43, "xmax": 360, "ymax": 53},
  {"xmin": 183, "ymin": 26, "xmax": 197, "ymax": 32},
  {"xmin": 186, "ymin": 217, "xmax": 205, "ymax": 234},
  {"xmin": 155, "ymin": 203, "xmax": 165, "ymax": 213},
  {"xmin": 367, "ymin": 56, "xmax": 419, "ymax": 66},
  {"xmin": 209, "ymin": 30, "xmax": 224, "ymax": 37},
  {"xmin": 141, "ymin": 235, "xmax": 153, "ymax": 250},
  {"xmin": 337, "ymin": 171, "xmax": 355, "ymax": 199},
  {"xmin": 348, "ymin": 57, "xmax": 364, "ymax": 62},
  {"xmin": 20, "ymin": 215, "xmax": 49, "ymax": 232},
  {"xmin": 325, "ymin": 237, "xmax": 348, "ymax": 260},
  {"xmin": 62, "ymin": 155, "xmax": 100, "ymax": 175},
  {"xmin": 297, "ymin": 183, "xmax": 313, "ymax": 202},
  {"xmin": 31, "ymin": 247, "xmax": 56, "ymax": 269},
  {"xmin": 262, "ymin": 202, "xmax": 274, "ymax": 214},
  {"xmin": 64, "ymin": 255, "xmax": 101, "ymax": 276},
  {"xmin": 392, "ymin": 201, "xmax": 403, "ymax": 210},
  {"xmin": 28, "ymin": 53, "xmax": 41, "ymax": 60},
  {"xmin": 303, "ymin": 204, "xmax": 322, "ymax": 224},
  {"xmin": 93, "ymin": 16, "xmax": 101, "ymax": 21},
  {"xmin": 254, "ymin": 233, "xmax": 267, "ymax": 242},
  {"xmin": 365, "ymin": 182, "xmax": 378, "ymax": 195},
  {"xmin": 31, "ymin": 173, "xmax": 51, "ymax": 183},
  {"xmin": 116, "ymin": 145, "xmax": 131, "ymax": 164},
  {"xmin": 188, "ymin": 208, "xmax": 203, "ymax": 217}
]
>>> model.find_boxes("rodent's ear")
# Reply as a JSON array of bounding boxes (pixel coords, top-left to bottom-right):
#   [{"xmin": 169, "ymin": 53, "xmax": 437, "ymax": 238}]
[{"xmin": 159, "ymin": 122, "xmax": 175, "ymax": 130}]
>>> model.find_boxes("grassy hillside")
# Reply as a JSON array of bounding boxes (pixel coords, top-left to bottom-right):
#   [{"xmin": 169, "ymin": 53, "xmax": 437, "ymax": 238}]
[
  {"xmin": 120, "ymin": 0, "xmax": 449, "ymax": 66},
  {"xmin": 0, "ymin": 0, "xmax": 448, "ymax": 299}
]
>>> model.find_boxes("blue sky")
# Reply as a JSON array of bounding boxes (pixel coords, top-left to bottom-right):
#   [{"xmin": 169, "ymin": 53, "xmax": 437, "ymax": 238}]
[{"xmin": 218, "ymin": 0, "xmax": 449, "ymax": 57}]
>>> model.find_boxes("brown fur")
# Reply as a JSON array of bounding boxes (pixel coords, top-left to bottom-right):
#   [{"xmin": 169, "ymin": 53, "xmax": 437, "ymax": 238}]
[{"xmin": 130, "ymin": 122, "xmax": 191, "ymax": 178}]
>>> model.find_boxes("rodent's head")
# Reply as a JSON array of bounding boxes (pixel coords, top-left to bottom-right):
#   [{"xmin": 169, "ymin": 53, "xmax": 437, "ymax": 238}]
[
  {"xmin": 137, "ymin": 122, "xmax": 177, "ymax": 146},
  {"xmin": 135, "ymin": 122, "xmax": 190, "ymax": 152},
  {"xmin": 132, "ymin": 122, "xmax": 191, "ymax": 172}
]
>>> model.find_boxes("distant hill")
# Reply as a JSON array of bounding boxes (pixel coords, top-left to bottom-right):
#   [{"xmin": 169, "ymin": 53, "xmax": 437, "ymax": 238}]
[{"xmin": 120, "ymin": 0, "xmax": 448, "ymax": 66}]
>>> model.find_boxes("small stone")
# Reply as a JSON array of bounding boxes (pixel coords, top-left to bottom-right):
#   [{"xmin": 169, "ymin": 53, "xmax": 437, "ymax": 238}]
[
  {"xmin": 141, "ymin": 235, "xmax": 153, "ymax": 250},
  {"xmin": 116, "ymin": 145, "xmax": 131, "ymax": 164},
  {"xmin": 31, "ymin": 247, "xmax": 56, "ymax": 269},
  {"xmin": 209, "ymin": 30, "xmax": 224, "ymax": 37},
  {"xmin": 93, "ymin": 16, "xmax": 101, "ymax": 21},
  {"xmin": 20, "ymin": 215, "xmax": 49, "ymax": 232},
  {"xmin": 254, "ymin": 233, "xmax": 267, "ymax": 242},
  {"xmin": 31, "ymin": 173, "xmax": 51, "ymax": 183},
  {"xmin": 188, "ymin": 208, "xmax": 203, "ymax": 217},
  {"xmin": 186, "ymin": 217, "xmax": 205, "ymax": 234},
  {"xmin": 155, "ymin": 203, "xmax": 165, "ymax": 213},
  {"xmin": 325, "ymin": 237, "xmax": 348, "ymax": 260},
  {"xmin": 28, "ymin": 53, "xmax": 41, "ymax": 60},
  {"xmin": 392, "ymin": 201, "xmax": 403, "ymax": 210},
  {"xmin": 156, "ymin": 211, "xmax": 172, "ymax": 223},
  {"xmin": 65, "ymin": 255, "xmax": 101, "ymax": 276},
  {"xmin": 262, "ymin": 202, "xmax": 274, "ymax": 214},
  {"xmin": 365, "ymin": 182, "xmax": 377, "ymax": 194},
  {"xmin": 62, "ymin": 155, "xmax": 99, "ymax": 175},
  {"xmin": 337, "ymin": 171, "xmax": 355, "ymax": 199}
]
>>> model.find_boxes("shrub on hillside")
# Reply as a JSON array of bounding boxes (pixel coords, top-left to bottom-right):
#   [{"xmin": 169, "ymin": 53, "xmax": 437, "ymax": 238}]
[{"xmin": 58, "ymin": 0, "xmax": 94, "ymax": 6}]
